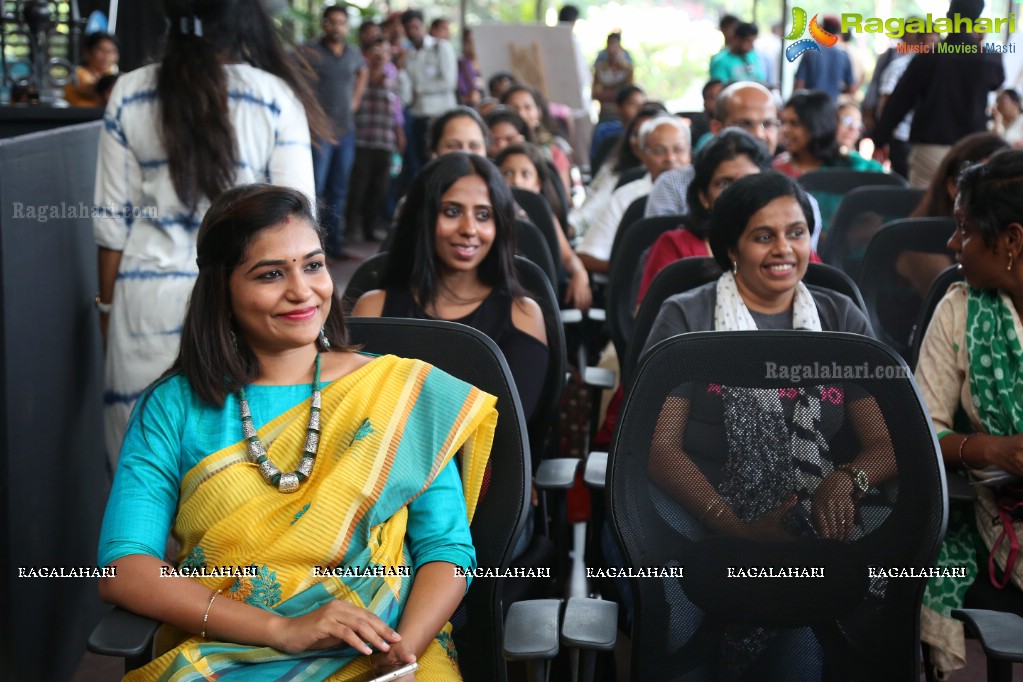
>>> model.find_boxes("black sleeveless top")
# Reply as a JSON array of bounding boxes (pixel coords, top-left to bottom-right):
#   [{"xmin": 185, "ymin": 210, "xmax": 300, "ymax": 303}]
[{"xmin": 381, "ymin": 288, "xmax": 549, "ymax": 420}]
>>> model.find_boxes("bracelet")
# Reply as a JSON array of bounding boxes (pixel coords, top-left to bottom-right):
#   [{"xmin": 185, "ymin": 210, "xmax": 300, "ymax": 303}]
[
  {"xmin": 94, "ymin": 294, "xmax": 113, "ymax": 314},
  {"xmin": 700, "ymin": 498, "xmax": 726, "ymax": 521},
  {"xmin": 958, "ymin": 434, "xmax": 975, "ymax": 470},
  {"xmin": 201, "ymin": 588, "xmax": 222, "ymax": 639}
]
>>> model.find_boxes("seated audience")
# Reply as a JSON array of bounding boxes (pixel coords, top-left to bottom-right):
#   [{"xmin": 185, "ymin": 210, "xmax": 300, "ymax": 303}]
[
  {"xmin": 992, "ymin": 88, "xmax": 1023, "ymax": 148},
  {"xmin": 501, "ymin": 84, "xmax": 575, "ymax": 200},
  {"xmin": 97, "ymin": 184, "xmax": 495, "ymax": 679},
  {"xmin": 354, "ymin": 153, "xmax": 550, "ymax": 420},
  {"xmin": 687, "ymin": 79, "xmax": 724, "ymax": 146},
  {"xmin": 644, "ymin": 171, "xmax": 873, "ymax": 353},
  {"xmin": 485, "ymin": 107, "xmax": 532, "ymax": 159},
  {"xmin": 836, "ymin": 101, "xmax": 864, "ymax": 155},
  {"xmin": 428, "ymin": 106, "xmax": 488, "ymax": 157},
  {"xmin": 495, "ymin": 143, "xmax": 592, "ymax": 310},
  {"xmin": 65, "ymin": 31, "xmax": 119, "ymax": 107},
  {"xmin": 578, "ymin": 115, "xmax": 691, "ymax": 274},
  {"xmin": 590, "ymin": 84, "xmax": 647, "ymax": 168},
  {"xmin": 915, "ymin": 150, "xmax": 1023, "ymax": 677},
  {"xmin": 637, "ymin": 128, "xmax": 826, "ymax": 304},
  {"xmin": 487, "ymin": 71, "xmax": 515, "ymax": 100},
  {"xmin": 571, "ymin": 102, "xmax": 667, "ymax": 239}
]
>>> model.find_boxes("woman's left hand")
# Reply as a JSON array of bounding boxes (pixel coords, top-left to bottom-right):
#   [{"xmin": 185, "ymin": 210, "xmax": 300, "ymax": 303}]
[
  {"xmin": 370, "ymin": 644, "xmax": 417, "ymax": 679},
  {"xmin": 811, "ymin": 472, "xmax": 857, "ymax": 541}
]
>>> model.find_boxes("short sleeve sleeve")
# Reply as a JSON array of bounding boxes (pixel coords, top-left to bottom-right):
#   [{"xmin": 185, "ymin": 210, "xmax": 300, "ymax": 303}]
[
  {"xmin": 97, "ymin": 378, "xmax": 189, "ymax": 567},
  {"xmin": 915, "ymin": 288, "xmax": 968, "ymax": 438}
]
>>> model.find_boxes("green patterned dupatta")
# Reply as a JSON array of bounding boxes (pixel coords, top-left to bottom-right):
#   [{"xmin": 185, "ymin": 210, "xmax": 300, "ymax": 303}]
[{"xmin": 966, "ymin": 286, "xmax": 1023, "ymax": 437}]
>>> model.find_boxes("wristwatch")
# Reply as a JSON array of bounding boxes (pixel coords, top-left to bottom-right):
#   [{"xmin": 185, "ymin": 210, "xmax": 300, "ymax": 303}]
[
  {"xmin": 836, "ymin": 465, "xmax": 869, "ymax": 500},
  {"xmin": 94, "ymin": 294, "xmax": 113, "ymax": 314}
]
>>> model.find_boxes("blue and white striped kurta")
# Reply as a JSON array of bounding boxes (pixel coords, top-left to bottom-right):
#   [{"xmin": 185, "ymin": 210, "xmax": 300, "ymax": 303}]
[{"xmin": 94, "ymin": 63, "xmax": 315, "ymax": 468}]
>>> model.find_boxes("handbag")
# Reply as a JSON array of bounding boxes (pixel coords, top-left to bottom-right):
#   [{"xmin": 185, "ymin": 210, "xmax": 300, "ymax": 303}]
[{"xmin": 984, "ymin": 483, "xmax": 1023, "ymax": 589}]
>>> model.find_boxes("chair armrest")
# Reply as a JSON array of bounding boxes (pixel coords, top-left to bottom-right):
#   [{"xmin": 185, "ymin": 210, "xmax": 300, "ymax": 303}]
[
  {"xmin": 503, "ymin": 599, "xmax": 563, "ymax": 660},
  {"xmin": 561, "ymin": 597, "xmax": 617, "ymax": 651},
  {"xmin": 946, "ymin": 468, "xmax": 977, "ymax": 502},
  {"xmin": 87, "ymin": 606, "xmax": 160, "ymax": 659},
  {"xmin": 560, "ymin": 309, "xmax": 584, "ymax": 325},
  {"xmin": 584, "ymin": 452, "xmax": 608, "ymax": 489},
  {"xmin": 586, "ymin": 308, "xmax": 606, "ymax": 323},
  {"xmin": 591, "ymin": 273, "xmax": 609, "ymax": 287},
  {"xmin": 583, "ymin": 367, "xmax": 615, "ymax": 390},
  {"xmin": 952, "ymin": 609, "xmax": 1023, "ymax": 662},
  {"xmin": 535, "ymin": 458, "xmax": 582, "ymax": 490}
]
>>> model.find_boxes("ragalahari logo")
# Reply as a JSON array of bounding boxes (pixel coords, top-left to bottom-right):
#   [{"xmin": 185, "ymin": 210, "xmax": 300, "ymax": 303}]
[{"xmin": 784, "ymin": 8, "xmax": 839, "ymax": 62}]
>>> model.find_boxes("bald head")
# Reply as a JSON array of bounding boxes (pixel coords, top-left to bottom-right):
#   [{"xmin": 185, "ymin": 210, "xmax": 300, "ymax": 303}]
[{"xmin": 710, "ymin": 82, "xmax": 780, "ymax": 154}]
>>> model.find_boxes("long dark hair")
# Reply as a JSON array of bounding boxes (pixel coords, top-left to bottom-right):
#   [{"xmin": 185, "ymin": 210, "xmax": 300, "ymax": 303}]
[
  {"xmin": 611, "ymin": 102, "xmax": 668, "ymax": 174},
  {"xmin": 381, "ymin": 153, "xmax": 523, "ymax": 308},
  {"xmin": 685, "ymin": 127, "xmax": 773, "ymax": 238},
  {"xmin": 428, "ymin": 106, "xmax": 489, "ymax": 154},
  {"xmin": 157, "ymin": 0, "xmax": 331, "ymax": 213},
  {"xmin": 912, "ymin": 132, "xmax": 1009, "ymax": 218},
  {"xmin": 783, "ymin": 90, "xmax": 841, "ymax": 165},
  {"xmin": 500, "ymin": 84, "xmax": 557, "ymax": 138},
  {"xmin": 171, "ymin": 184, "xmax": 353, "ymax": 407}
]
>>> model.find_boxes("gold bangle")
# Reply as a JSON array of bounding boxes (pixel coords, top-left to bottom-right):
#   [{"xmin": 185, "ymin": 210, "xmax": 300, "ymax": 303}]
[
  {"xmin": 201, "ymin": 589, "xmax": 222, "ymax": 639},
  {"xmin": 958, "ymin": 434, "xmax": 975, "ymax": 470},
  {"xmin": 700, "ymin": 498, "xmax": 725, "ymax": 521}
]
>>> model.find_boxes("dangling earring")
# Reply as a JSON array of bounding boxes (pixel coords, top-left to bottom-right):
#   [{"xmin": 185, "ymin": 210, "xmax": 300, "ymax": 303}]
[
  {"xmin": 230, "ymin": 329, "xmax": 239, "ymax": 351},
  {"xmin": 1009, "ymin": 251, "xmax": 1015, "ymax": 272},
  {"xmin": 732, "ymin": 261, "xmax": 738, "ymax": 275},
  {"xmin": 319, "ymin": 327, "xmax": 331, "ymax": 351}
]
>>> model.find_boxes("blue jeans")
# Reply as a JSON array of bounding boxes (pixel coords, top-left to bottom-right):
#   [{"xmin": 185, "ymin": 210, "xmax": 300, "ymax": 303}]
[{"xmin": 312, "ymin": 131, "xmax": 356, "ymax": 254}]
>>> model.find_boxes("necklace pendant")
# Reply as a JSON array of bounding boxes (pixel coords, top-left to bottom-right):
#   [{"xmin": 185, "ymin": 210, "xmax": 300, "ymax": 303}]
[{"xmin": 278, "ymin": 472, "xmax": 301, "ymax": 493}]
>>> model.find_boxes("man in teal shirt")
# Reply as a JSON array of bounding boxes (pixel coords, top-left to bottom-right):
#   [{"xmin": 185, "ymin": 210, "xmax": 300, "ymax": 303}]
[{"xmin": 709, "ymin": 22, "xmax": 766, "ymax": 84}]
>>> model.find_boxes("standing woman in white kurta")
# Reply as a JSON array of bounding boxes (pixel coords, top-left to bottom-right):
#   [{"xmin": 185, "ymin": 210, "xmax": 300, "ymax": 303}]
[{"xmin": 94, "ymin": 0, "xmax": 329, "ymax": 467}]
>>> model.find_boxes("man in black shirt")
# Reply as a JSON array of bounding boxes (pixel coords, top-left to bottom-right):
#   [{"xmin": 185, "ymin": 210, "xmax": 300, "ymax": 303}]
[{"xmin": 871, "ymin": 0, "xmax": 1003, "ymax": 188}]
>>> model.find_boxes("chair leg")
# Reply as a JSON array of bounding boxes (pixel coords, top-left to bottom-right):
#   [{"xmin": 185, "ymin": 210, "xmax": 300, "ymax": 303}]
[
  {"xmin": 525, "ymin": 659, "xmax": 550, "ymax": 682},
  {"xmin": 987, "ymin": 658, "xmax": 1013, "ymax": 682}
]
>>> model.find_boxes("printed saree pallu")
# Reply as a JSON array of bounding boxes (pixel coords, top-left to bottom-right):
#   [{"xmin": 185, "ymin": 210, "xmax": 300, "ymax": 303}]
[{"xmin": 129, "ymin": 356, "xmax": 496, "ymax": 682}]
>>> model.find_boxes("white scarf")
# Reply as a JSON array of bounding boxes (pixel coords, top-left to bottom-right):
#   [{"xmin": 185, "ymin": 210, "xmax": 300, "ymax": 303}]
[{"xmin": 713, "ymin": 271, "xmax": 822, "ymax": 332}]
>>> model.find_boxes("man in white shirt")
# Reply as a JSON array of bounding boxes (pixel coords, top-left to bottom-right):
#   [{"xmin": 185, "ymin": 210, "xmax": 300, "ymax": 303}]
[
  {"xmin": 399, "ymin": 9, "xmax": 457, "ymax": 177},
  {"xmin": 578, "ymin": 115, "xmax": 690, "ymax": 274}
]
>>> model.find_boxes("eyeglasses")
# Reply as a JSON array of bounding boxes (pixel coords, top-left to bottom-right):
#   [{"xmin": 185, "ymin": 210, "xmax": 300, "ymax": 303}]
[
  {"xmin": 840, "ymin": 116, "xmax": 864, "ymax": 130},
  {"xmin": 646, "ymin": 145, "xmax": 689, "ymax": 157},
  {"xmin": 730, "ymin": 118, "xmax": 781, "ymax": 132}
]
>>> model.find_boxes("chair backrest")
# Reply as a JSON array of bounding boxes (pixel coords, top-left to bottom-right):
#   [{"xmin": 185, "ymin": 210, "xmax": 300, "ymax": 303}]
[
  {"xmin": 511, "ymin": 188, "xmax": 562, "ymax": 274},
  {"xmin": 345, "ymin": 318, "xmax": 530, "ymax": 682},
  {"xmin": 607, "ymin": 196, "xmax": 650, "ymax": 264},
  {"xmin": 514, "ymin": 219, "xmax": 559, "ymax": 287},
  {"xmin": 909, "ymin": 265, "xmax": 964, "ymax": 370},
  {"xmin": 615, "ymin": 165, "xmax": 648, "ymax": 190},
  {"xmin": 606, "ymin": 216, "xmax": 685, "ymax": 364},
  {"xmin": 513, "ymin": 256, "xmax": 568, "ymax": 464},
  {"xmin": 799, "ymin": 170, "xmax": 908, "ymax": 237},
  {"xmin": 625, "ymin": 258, "xmax": 867, "ymax": 388},
  {"xmin": 798, "ymin": 169, "xmax": 908, "ymax": 195},
  {"xmin": 820, "ymin": 186, "xmax": 925, "ymax": 274},
  {"xmin": 340, "ymin": 252, "xmax": 391, "ymax": 314},
  {"xmin": 610, "ymin": 331, "xmax": 945, "ymax": 680},
  {"xmin": 855, "ymin": 217, "xmax": 956, "ymax": 364}
]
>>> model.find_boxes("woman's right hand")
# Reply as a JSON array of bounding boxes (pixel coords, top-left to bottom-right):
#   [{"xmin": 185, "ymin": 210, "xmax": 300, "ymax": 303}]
[
  {"xmin": 270, "ymin": 600, "xmax": 401, "ymax": 655},
  {"xmin": 565, "ymin": 268, "xmax": 592, "ymax": 312},
  {"xmin": 990, "ymin": 434, "xmax": 1023, "ymax": 477}
]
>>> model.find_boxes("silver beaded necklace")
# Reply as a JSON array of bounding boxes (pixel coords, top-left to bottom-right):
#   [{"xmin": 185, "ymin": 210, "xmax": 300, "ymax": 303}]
[{"xmin": 237, "ymin": 353, "xmax": 321, "ymax": 493}]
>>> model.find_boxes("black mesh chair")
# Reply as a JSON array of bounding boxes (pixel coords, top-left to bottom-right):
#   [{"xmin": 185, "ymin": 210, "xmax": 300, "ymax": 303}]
[
  {"xmin": 614, "ymin": 166, "xmax": 647, "ymax": 190},
  {"xmin": 624, "ymin": 258, "xmax": 866, "ymax": 389},
  {"xmin": 819, "ymin": 186, "xmax": 925, "ymax": 275},
  {"xmin": 511, "ymin": 188, "xmax": 563, "ymax": 273},
  {"xmin": 87, "ymin": 319, "xmax": 533, "ymax": 682},
  {"xmin": 606, "ymin": 216, "xmax": 685, "ymax": 364},
  {"xmin": 909, "ymin": 264, "xmax": 964, "ymax": 370},
  {"xmin": 340, "ymin": 252, "xmax": 390, "ymax": 315},
  {"xmin": 855, "ymin": 218, "xmax": 955, "ymax": 364},
  {"xmin": 515, "ymin": 219, "xmax": 559, "ymax": 287},
  {"xmin": 609, "ymin": 331, "xmax": 945, "ymax": 681},
  {"xmin": 798, "ymin": 169, "xmax": 908, "ymax": 195}
]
